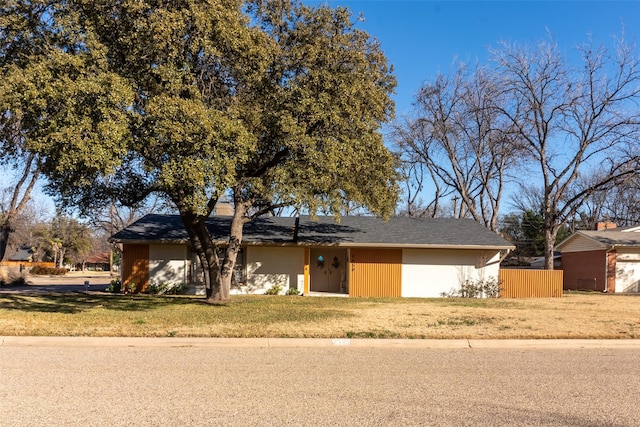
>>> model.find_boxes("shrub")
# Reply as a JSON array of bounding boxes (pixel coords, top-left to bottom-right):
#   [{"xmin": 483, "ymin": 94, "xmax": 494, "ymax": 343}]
[
  {"xmin": 441, "ymin": 277, "xmax": 501, "ymax": 298},
  {"xmin": 9, "ymin": 276, "xmax": 28, "ymax": 286},
  {"xmin": 0, "ymin": 274, "xmax": 27, "ymax": 287},
  {"xmin": 286, "ymin": 287, "xmax": 301, "ymax": 296},
  {"xmin": 265, "ymin": 284, "xmax": 282, "ymax": 295},
  {"xmin": 147, "ymin": 281, "xmax": 189, "ymax": 295},
  {"xmin": 105, "ymin": 279, "xmax": 122, "ymax": 293},
  {"xmin": 29, "ymin": 266, "xmax": 68, "ymax": 276},
  {"xmin": 125, "ymin": 281, "xmax": 138, "ymax": 294}
]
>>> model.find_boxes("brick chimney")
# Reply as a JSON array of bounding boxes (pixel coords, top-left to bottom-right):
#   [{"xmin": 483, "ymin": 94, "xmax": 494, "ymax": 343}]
[{"xmin": 596, "ymin": 221, "xmax": 617, "ymax": 231}]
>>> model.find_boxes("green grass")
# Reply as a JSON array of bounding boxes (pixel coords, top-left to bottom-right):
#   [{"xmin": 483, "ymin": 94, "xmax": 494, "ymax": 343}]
[{"xmin": 1, "ymin": 292, "xmax": 640, "ymax": 339}]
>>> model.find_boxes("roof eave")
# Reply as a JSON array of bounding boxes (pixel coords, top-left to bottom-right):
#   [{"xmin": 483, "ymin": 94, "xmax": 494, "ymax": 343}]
[
  {"xmin": 109, "ymin": 238, "xmax": 191, "ymax": 245},
  {"xmin": 243, "ymin": 241, "xmax": 514, "ymax": 250}
]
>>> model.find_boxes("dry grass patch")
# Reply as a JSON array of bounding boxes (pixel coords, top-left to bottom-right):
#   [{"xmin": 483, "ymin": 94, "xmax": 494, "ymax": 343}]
[{"xmin": 0, "ymin": 292, "xmax": 639, "ymax": 338}]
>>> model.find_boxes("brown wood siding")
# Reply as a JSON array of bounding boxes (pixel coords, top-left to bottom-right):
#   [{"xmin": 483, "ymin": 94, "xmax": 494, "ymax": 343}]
[
  {"xmin": 561, "ymin": 250, "xmax": 607, "ymax": 291},
  {"xmin": 303, "ymin": 248, "xmax": 310, "ymax": 295},
  {"xmin": 607, "ymin": 251, "xmax": 616, "ymax": 293},
  {"xmin": 122, "ymin": 244, "xmax": 149, "ymax": 292},
  {"xmin": 349, "ymin": 249, "xmax": 401, "ymax": 297},
  {"xmin": 499, "ymin": 269, "xmax": 563, "ymax": 298}
]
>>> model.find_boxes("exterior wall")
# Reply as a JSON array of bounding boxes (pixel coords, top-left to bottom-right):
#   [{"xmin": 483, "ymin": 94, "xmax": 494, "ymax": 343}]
[
  {"xmin": 349, "ymin": 249, "xmax": 402, "ymax": 297},
  {"xmin": 559, "ymin": 235, "xmax": 605, "ymax": 252},
  {"xmin": 243, "ymin": 246, "xmax": 305, "ymax": 294},
  {"xmin": 401, "ymin": 249, "xmax": 501, "ymax": 298},
  {"xmin": 561, "ymin": 250, "xmax": 607, "ymax": 291},
  {"xmin": 149, "ymin": 244, "xmax": 189, "ymax": 286},
  {"xmin": 607, "ymin": 251, "xmax": 616, "ymax": 293},
  {"xmin": 615, "ymin": 249, "xmax": 640, "ymax": 293},
  {"xmin": 121, "ymin": 244, "xmax": 149, "ymax": 292}
]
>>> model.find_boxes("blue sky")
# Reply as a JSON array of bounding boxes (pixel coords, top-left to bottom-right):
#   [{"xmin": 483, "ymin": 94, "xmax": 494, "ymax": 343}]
[
  {"xmin": 6, "ymin": 1, "xmax": 640, "ymax": 217},
  {"xmin": 310, "ymin": 1, "xmax": 640, "ymax": 117}
]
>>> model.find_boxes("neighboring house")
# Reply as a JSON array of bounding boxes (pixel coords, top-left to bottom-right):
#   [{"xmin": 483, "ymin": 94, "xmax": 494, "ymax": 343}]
[
  {"xmin": 79, "ymin": 252, "xmax": 110, "ymax": 272},
  {"xmin": 7, "ymin": 246, "xmax": 35, "ymax": 262},
  {"xmin": 110, "ymin": 214, "xmax": 514, "ymax": 297},
  {"xmin": 556, "ymin": 223, "xmax": 640, "ymax": 293}
]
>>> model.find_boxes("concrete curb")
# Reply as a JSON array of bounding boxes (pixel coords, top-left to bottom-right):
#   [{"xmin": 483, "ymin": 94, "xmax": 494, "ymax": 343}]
[{"xmin": 3, "ymin": 336, "xmax": 640, "ymax": 349}]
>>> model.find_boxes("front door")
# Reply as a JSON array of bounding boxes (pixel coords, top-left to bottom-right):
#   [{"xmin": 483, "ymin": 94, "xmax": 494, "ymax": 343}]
[{"xmin": 310, "ymin": 248, "xmax": 347, "ymax": 293}]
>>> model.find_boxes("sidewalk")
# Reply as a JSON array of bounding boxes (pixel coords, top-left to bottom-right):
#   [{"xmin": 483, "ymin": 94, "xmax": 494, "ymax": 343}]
[{"xmin": 3, "ymin": 336, "xmax": 640, "ymax": 349}]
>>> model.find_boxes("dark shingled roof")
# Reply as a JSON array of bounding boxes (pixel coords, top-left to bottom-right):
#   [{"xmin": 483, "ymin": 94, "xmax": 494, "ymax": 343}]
[{"xmin": 110, "ymin": 214, "xmax": 514, "ymax": 249}]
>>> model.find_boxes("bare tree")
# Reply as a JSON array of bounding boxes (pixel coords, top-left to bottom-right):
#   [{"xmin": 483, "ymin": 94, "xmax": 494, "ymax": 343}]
[
  {"xmin": 493, "ymin": 35, "xmax": 640, "ymax": 268},
  {"xmin": 86, "ymin": 194, "xmax": 174, "ymax": 275},
  {"xmin": 602, "ymin": 175, "xmax": 640, "ymax": 226},
  {"xmin": 574, "ymin": 173, "xmax": 640, "ymax": 228},
  {"xmin": 0, "ymin": 153, "xmax": 42, "ymax": 261},
  {"xmin": 394, "ymin": 64, "xmax": 520, "ymax": 230},
  {"xmin": 395, "ymin": 159, "xmax": 444, "ymax": 217}
]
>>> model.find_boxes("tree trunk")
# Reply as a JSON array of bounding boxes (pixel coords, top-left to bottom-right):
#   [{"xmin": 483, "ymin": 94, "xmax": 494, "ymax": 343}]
[
  {"xmin": 543, "ymin": 225, "xmax": 558, "ymax": 270},
  {"xmin": 176, "ymin": 197, "xmax": 248, "ymax": 303},
  {"xmin": 210, "ymin": 203, "xmax": 247, "ymax": 303},
  {"xmin": 0, "ymin": 222, "xmax": 11, "ymax": 262},
  {"xmin": 57, "ymin": 248, "xmax": 66, "ymax": 268},
  {"xmin": 180, "ymin": 213, "xmax": 222, "ymax": 301}
]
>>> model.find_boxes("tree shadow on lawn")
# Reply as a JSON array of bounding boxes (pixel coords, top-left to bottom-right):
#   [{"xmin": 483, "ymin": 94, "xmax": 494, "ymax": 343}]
[{"xmin": 0, "ymin": 293, "xmax": 201, "ymax": 314}]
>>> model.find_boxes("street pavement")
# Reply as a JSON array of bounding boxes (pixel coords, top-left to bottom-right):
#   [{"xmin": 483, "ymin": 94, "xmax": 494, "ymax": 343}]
[
  {"xmin": 2, "ymin": 337, "xmax": 640, "ymax": 426},
  {"xmin": 0, "ymin": 272, "xmax": 112, "ymax": 293},
  {"xmin": 3, "ymin": 274, "xmax": 640, "ymax": 425}
]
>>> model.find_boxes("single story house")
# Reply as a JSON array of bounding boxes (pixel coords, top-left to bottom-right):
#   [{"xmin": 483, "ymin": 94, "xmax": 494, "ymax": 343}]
[
  {"xmin": 110, "ymin": 214, "xmax": 514, "ymax": 297},
  {"xmin": 7, "ymin": 246, "xmax": 35, "ymax": 262},
  {"xmin": 556, "ymin": 224, "xmax": 640, "ymax": 293},
  {"xmin": 78, "ymin": 252, "xmax": 110, "ymax": 272}
]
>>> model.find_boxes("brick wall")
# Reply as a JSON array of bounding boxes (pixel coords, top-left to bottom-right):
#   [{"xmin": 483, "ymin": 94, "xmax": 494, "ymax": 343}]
[{"xmin": 561, "ymin": 250, "xmax": 607, "ymax": 291}]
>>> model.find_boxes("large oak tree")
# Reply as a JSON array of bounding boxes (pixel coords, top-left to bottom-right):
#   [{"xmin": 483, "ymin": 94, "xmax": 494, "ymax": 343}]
[
  {"xmin": 0, "ymin": 0, "xmax": 132, "ymax": 261},
  {"xmin": 1, "ymin": 1, "xmax": 399, "ymax": 301}
]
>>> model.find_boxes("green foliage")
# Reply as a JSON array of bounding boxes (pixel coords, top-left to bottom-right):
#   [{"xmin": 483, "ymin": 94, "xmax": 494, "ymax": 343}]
[
  {"xmin": 286, "ymin": 287, "xmax": 301, "ymax": 296},
  {"xmin": 125, "ymin": 281, "xmax": 137, "ymax": 294},
  {"xmin": 0, "ymin": 1, "xmax": 133, "ymax": 195},
  {"xmin": 265, "ymin": 284, "xmax": 283, "ymax": 295},
  {"xmin": 1, "ymin": 0, "xmax": 398, "ymax": 301},
  {"xmin": 29, "ymin": 266, "xmax": 67, "ymax": 276},
  {"xmin": 500, "ymin": 210, "xmax": 571, "ymax": 259},
  {"xmin": 32, "ymin": 216, "xmax": 93, "ymax": 267},
  {"xmin": 147, "ymin": 281, "xmax": 188, "ymax": 295},
  {"xmin": 105, "ymin": 279, "xmax": 122, "ymax": 293},
  {"xmin": 441, "ymin": 277, "xmax": 501, "ymax": 298}
]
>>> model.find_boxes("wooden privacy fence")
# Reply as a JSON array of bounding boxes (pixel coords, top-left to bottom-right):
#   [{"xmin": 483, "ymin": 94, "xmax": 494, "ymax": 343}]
[
  {"xmin": 499, "ymin": 269, "xmax": 563, "ymax": 298},
  {"xmin": 0, "ymin": 261, "xmax": 56, "ymax": 269}
]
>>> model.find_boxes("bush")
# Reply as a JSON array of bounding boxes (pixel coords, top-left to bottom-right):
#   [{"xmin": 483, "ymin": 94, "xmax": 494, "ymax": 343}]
[
  {"xmin": 0, "ymin": 274, "xmax": 27, "ymax": 287},
  {"xmin": 9, "ymin": 276, "xmax": 28, "ymax": 286},
  {"xmin": 441, "ymin": 277, "xmax": 501, "ymax": 298},
  {"xmin": 105, "ymin": 279, "xmax": 122, "ymax": 293},
  {"xmin": 125, "ymin": 281, "xmax": 138, "ymax": 294},
  {"xmin": 29, "ymin": 266, "xmax": 68, "ymax": 276},
  {"xmin": 147, "ymin": 281, "xmax": 189, "ymax": 295},
  {"xmin": 265, "ymin": 284, "xmax": 282, "ymax": 295},
  {"xmin": 286, "ymin": 287, "xmax": 301, "ymax": 296}
]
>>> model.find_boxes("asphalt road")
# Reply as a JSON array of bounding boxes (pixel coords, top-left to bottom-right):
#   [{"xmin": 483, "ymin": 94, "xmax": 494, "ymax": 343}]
[
  {"xmin": 0, "ymin": 272, "xmax": 112, "ymax": 293},
  {"xmin": 2, "ymin": 339, "xmax": 640, "ymax": 426}
]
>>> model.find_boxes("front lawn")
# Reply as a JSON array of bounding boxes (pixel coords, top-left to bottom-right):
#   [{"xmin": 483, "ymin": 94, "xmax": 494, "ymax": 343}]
[{"xmin": 1, "ymin": 293, "xmax": 638, "ymax": 339}]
